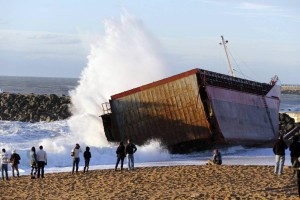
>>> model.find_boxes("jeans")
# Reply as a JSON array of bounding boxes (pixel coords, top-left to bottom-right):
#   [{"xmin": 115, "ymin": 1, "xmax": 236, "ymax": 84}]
[
  {"xmin": 127, "ymin": 154, "xmax": 134, "ymax": 170},
  {"xmin": 11, "ymin": 164, "xmax": 19, "ymax": 177},
  {"xmin": 37, "ymin": 161, "xmax": 46, "ymax": 178},
  {"xmin": 115, "ymin": 157, "xmax": 125, "ymax": 170},
  {"xmin": 1, "ymin": 164, "xmax": 9, "ymax": 180},
  {"xmin": 83, "ymin": 159, "xmax": 90, "ymax": 172},
  {"xmin": 72, "ymin": 157, "xmax": 80, "ymax": 173},
  {"xmin": 274, "ymin": 155, "xmax": 285, "ymax": 175}
]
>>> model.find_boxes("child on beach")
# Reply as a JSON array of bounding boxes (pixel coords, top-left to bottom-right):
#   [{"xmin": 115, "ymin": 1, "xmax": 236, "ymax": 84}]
[{"xmin": 83, "ymin": 146, "xmax": 91, "ymax": 173}]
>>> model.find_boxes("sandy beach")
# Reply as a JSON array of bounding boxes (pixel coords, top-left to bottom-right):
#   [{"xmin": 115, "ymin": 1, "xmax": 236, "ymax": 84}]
[{"xmin": 0, "ymin": 165, "xmax": 299, "ymax": 199}]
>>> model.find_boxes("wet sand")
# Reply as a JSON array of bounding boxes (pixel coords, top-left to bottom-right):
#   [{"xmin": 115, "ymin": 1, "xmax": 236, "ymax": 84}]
[{"xmin": 0, "ymin": 165, "xmax": 299, "ymax": 199}]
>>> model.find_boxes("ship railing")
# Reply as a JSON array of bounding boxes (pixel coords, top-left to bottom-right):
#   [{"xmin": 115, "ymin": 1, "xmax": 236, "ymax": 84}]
[
  {"xmin": 101, "ymin": 102, "xmax": 111, "ymax": 114},
  {"xmin": 198, "ymin": 69, "xmax": 272, "ymax": 95}
]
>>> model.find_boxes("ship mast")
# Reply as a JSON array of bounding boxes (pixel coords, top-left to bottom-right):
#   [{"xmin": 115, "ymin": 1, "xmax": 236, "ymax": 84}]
[{"xmin": 220, "ymin": 35, "xmax": 234, "ymax": 77}]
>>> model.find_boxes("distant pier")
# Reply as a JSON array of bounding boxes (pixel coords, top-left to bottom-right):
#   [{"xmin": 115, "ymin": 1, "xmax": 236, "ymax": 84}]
[{"xmin": 281, "ymin": 84, "xmax": 300, "ymax": 91}]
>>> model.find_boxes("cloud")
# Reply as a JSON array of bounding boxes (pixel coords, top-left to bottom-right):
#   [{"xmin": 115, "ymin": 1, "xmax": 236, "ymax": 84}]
[
  {"xmin": 0, "ymin": 30, "xmax": 86, "ymax": 57},
  {"xmin": 238, "ymin": 3, "xmax": 279, "ymax": 11},
  {"xmin": 0, "ymin": 30, "xmax": 88, "ymax": 77},
  {"xmin": 25, "ymin": 32, "xmax": 81, "ymax": 45},
  {"xmin": 0, "ymin": 30, "xmax": 81, "ymax": 45},
  {"xmin": 229, "ymin": 2, "xmax": 300, "ymax": 21}
]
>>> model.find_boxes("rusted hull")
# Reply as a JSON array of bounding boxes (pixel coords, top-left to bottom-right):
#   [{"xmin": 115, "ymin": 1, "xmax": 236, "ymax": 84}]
[
  {"xmin": 108, "ymin": 73, "xmax": 213, "ymax": 150},
  {"xmin": 101, "ymin": 68, "xmax": 280, "ymax": 153}
]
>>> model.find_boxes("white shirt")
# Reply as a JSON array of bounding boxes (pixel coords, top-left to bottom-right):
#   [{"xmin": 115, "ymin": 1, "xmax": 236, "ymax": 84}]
[
  {"xmin": 71, "ymin": 148, "xmax": 82, "ymax": 158},
  {"xmin": 1, "ymin": 152, "xmax": 9, "ymax": 164},
  {"xmin": 36, "ymin": 149, "xmax": 47, "ymax": 162}
]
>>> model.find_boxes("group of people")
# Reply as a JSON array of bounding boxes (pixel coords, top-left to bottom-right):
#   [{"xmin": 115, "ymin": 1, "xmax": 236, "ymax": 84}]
[
  {"xmin": 1, "ymin": 145, "xmax": 48, "ymax": 181},
  {"xmin": 273, "ymin": 134, "xmax": 300, "ymax": 197},
  {"xmin": 69, "ymin": 139, "xmax": 137, "ymax": 174},
  {"xmin": 273, "ymin": 135, "xmax": 300, "ymax": 175},
  {"xmin": 1, "ymin": 148, "xmax": 21, "ymax": 180},
  {"xmin": 70, "ymin": 143, "xmax": 92, "ymax": 174},
  {"xmin": 115, "ymin": 139, "xmax": 137, "ymax": 171},
  {"xmin": 29, "ymin": 145, "xmax": 47, "ymax": 179},
  {"xmin": 1, "ymin": 139, "xmax": 138, "ymax": 181}
]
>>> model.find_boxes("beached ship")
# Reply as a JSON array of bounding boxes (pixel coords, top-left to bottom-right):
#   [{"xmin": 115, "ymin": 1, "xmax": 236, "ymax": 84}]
[{"xmin": 100, "ymin": 37, "xmax": 281, "ymax": 153}]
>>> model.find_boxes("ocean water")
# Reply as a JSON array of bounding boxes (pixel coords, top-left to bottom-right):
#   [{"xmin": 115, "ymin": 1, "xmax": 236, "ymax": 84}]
[
  {"xmin": 0, "ymin": 76, "xmax": 78, "ymax": 96},
  {"xmin": 0, "ymin": 14, "xmax": 299, "ymax": 176},
  {"xmin": 280, "ymin": 94, "xmax": 300, "ymax": 113}
]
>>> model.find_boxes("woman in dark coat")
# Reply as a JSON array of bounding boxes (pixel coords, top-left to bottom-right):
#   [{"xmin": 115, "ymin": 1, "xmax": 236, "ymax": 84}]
[{"xmin": 115, "ymin": 142, "xmax": 126, "ymax": 171}]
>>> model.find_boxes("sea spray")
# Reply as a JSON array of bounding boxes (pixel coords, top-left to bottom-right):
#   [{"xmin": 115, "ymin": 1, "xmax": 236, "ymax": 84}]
[
  {"xmin": 69, "ymin": 12, "xmax": 168, "ymax": 147},
  {"xmin": 0, "ymin": 13, "xmax": 174, "ymax": 174}
]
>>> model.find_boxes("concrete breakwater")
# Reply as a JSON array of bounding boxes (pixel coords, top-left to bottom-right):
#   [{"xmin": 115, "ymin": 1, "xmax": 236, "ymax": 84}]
[{"xmin": 0, "ymin": 93, "xmax": 71, "ymax": 122}]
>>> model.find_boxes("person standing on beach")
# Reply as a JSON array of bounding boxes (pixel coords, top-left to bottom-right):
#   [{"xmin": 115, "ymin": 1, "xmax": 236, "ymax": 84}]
[
  {"xmin": 115, "ymin": 141, "xmax": 126, "ymax": 171},
  {"xmin": 125, "ymin": 139, "xmax": 137, "ymax": 170},
  {"xmin": 71, "ymin": 143, "xmax": 82, "ymax": 174},
  {"xmin": 1, "ymin": 148, "xmax": 9, "ymax": 181},
  {"xmin": 36, "ymin": 145, "xmax": 47, "ymax": 178},
  {"xmin": 30, "ymin": 146, "xmax": 38, "ymax": 179},
  {"xmin": 9, "ymin": 149, "xmax": 21, "ymax": 177},
  {"xmin": 289, "ymin": 136, "xmax": 300, "ymax": 165},
  {"xmin": 273, "ymin": 135, "xmax": 287, "ymax": 175},
  {"xmin": 83, "ymin": 146, "xmax": 91, "ymax": 173}
]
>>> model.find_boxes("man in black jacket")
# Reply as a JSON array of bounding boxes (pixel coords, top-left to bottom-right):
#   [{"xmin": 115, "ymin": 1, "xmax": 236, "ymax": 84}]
[
  {"xmin": 289, "ymin": 136, "xmax": 300, "ymax": 165},
  {"xmin": 10, "ymin": 150, "xmax": 21, "ymax": 177},
  {"xmin": 125, "ymin": 139, "xmax": 137, "ymax": 170},
  {"xmin": 273, "ymin": 135, "xmax": 288, "ymax": 175}
]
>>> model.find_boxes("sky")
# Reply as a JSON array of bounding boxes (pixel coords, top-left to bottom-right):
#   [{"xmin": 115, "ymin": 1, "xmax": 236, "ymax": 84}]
[{"xmin": 0, "ymin": 0, "xmax": 299, "ymax": 84}]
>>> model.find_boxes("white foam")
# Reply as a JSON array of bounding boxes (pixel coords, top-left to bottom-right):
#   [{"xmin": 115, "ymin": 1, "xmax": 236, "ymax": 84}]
[{"xmin": 68, "ymin": 12, "xmax": 169, "ymax": 148}]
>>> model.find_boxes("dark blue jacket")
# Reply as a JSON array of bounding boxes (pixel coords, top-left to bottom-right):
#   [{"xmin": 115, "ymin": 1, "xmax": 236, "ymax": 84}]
[{"xmin": 273, "ymin": 139, "xmax": 287, "ymax": 156}]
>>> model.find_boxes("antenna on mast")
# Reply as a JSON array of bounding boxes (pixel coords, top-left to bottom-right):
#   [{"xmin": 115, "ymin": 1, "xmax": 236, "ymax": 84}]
[{"xmin": 219, "ymin": 35, "xmax": 234, "ymax": 77}]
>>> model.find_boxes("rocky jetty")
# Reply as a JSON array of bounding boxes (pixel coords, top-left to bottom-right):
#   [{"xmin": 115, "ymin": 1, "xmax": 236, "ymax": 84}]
[
  {"xmin": 279, "ymin": 112, "xmax": 300, "ymax": 142},
  {"xmin": 0, "ymin": 93, "xmax": 71, "ymax": 122}
]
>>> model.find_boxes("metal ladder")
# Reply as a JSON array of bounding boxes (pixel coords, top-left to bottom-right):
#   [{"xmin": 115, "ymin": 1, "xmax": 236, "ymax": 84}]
[{"xmin": 262, "ymin": 97, "xmax": 276, "ymax": 136}]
